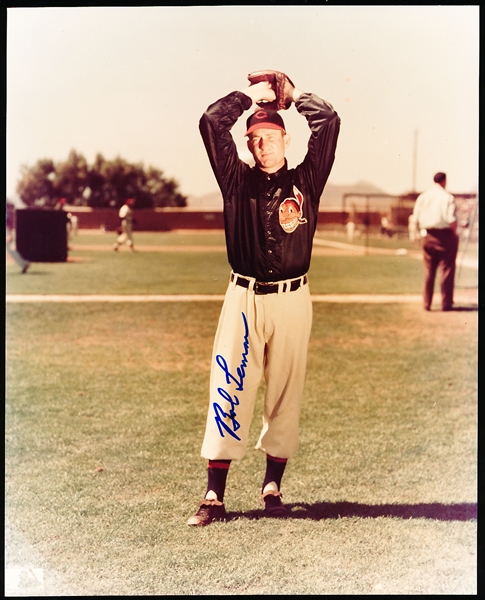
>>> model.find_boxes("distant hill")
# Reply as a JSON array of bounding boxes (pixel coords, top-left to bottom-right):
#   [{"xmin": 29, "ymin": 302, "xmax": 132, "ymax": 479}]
[
  {"xmin": 186, "ymin": 191, "xmax": 223, "ymax": 210},
  {"xmin": 187, "ymin": 180, "xmax": 390, "ymax": 210},
  {"xmin": 320, "ymin": 181, "xmax": 390, "ymax": 208}
]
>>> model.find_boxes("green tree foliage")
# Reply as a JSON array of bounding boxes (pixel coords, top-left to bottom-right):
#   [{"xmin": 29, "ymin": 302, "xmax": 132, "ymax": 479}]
[
  {"xmin": 145, "ymin": 167, "xmax": 186, "ymax": 208},
  {"xmin": 16, "ymin": 159, "xmax": 56, "ymax": 207},
  {"xmin": 54, "ymin": 150, "xmax": 89, "ymax": 205},
  {"xmin": 16, "ymin": 150, "xmax": 187, "ymax": 209}
]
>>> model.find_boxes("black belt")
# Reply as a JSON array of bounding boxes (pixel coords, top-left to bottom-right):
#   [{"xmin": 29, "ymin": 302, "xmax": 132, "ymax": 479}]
[
  {"xmin": 231, "ymin": 273, "xmax": 308, "ymax": 295},
  {"xmin": 426, "ymin": 228, "xmax": 452, "ymax": 235}
]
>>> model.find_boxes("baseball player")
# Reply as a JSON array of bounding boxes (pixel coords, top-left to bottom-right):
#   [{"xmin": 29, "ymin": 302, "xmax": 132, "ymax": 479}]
[
  {"xmin": 6, "ymin": 205, "xmax": 30, "ymax": 274},
  {"xmin": 187, "ymin": 71, "xmax": 340, "ymax": 526},
  {"xmin": 113, "ymin": 198, "xmax": 136, "ymax": 252},
  {"xmin": 412, "ymin": 172, "xmax": 459, "ymax": 311}
]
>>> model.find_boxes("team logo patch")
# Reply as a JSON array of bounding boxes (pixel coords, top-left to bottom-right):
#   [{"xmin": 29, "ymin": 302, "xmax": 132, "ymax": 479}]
[
  {"xmin": 278, "ymin": 186, "xmax": 308, "ymax": 233},
  {"xmin": 254, "ymin": 109, "xmax": 269, "ymax": 121}
]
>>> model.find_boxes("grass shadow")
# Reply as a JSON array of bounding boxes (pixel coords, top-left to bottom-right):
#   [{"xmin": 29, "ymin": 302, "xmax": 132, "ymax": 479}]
[{"xmin": 226, "ymin": 501, "xmax": 477, "ymax": 522}]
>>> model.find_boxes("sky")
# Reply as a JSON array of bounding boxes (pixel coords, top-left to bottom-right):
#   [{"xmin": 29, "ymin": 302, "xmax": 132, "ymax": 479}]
[{"xmin": 6, "ymin": 5, "xmax": 479, "ymax": 203}]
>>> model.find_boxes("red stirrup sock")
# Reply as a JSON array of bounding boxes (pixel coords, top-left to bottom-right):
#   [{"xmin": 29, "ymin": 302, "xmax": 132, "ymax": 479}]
[
  {"xmin": 262, "ymin": 454, "xmax": 288, "ymax": 493},
  {"xmin": 206, "ymin": 460, "xmax": 231, "ymax": 502}
]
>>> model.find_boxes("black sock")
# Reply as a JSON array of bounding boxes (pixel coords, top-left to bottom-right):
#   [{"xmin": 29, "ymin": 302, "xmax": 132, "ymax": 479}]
[
  {"xmin": 262, "ymin": 454, "xmax": 288, "ymax": 492},
  {"xmin": 206, "ymin": 460, "xmax": 231, "ymax": 502}
]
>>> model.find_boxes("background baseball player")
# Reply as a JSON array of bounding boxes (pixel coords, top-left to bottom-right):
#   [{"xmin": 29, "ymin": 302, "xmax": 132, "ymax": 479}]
[
  {"xmin": 113, "ymin": 197, "xmax": 136, "ymax": 252},
  {"xmin": 6, "ymin": 204, "xmax": 30, "ymax": 274},
  {"xmin": 187, "ymin": 71, "xmax": 340, "ymax": 526}
]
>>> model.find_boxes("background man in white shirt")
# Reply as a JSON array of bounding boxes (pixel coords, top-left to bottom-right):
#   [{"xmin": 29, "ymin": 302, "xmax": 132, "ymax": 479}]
[{"xmin": 412, "ymin": 172, "xmax": 458, "ymax": 311}]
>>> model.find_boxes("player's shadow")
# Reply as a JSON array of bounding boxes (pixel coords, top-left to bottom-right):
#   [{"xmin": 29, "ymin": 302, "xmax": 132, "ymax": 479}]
[
  {"xmin": 226, "ymin": 501, "xmax": 477, "ymax": 522},
  {"xmin": 7, "ymin": 271, "xmax": 49, "ymax": 276}
]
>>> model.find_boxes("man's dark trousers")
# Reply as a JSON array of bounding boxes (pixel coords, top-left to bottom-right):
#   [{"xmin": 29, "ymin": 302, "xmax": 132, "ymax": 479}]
[{"xmin": 422, "ymin": 228, "xmax": 459, "ymax": 311}]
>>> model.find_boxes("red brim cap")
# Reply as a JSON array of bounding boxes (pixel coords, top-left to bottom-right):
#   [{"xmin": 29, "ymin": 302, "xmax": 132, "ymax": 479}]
[
  {"xmin": 245, "ymin": 109, "xmax": 286, "ymax": 136},
  {"xmin": 245, "ymin": 122, "xmax": 286, "ymax": 136}
]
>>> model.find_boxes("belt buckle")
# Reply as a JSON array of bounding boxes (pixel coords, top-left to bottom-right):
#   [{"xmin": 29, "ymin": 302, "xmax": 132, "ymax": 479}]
[{"xmin": 254, "ymin": 281, "xmax": 273, "ymax": 295}]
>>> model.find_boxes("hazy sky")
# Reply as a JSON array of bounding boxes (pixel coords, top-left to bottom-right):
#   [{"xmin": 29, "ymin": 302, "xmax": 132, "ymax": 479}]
[{"xmin": 7, "ymin": 6, "xmax": 479, "ymax": 201}]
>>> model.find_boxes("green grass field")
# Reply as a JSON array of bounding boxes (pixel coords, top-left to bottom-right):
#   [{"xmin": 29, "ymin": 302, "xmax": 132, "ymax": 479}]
[
  {"xmin": 5, "ymin": 231, "xmax": 478, "ymax": 595},
  {"xmin": 6, "ymin": 229, "xmax": 478, "ymax": 295}
]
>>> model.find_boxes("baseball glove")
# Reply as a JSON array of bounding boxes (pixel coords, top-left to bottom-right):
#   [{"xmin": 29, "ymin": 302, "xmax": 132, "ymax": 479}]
[{"xmin": 247, "ymin": 70, "xmax": 295, "ymax": 111}]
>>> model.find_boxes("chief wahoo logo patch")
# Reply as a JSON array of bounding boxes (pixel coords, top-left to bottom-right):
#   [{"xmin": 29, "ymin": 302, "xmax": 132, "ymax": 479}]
[{"xmin": 279, "ymin": 186, "xmax": 308, "ymax": 233}]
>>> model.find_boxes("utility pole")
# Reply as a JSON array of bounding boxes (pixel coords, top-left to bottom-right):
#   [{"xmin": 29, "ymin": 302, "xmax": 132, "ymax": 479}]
[{"xmin": 412, "ymin": 129, "xmax": 418, "ymax": 192}]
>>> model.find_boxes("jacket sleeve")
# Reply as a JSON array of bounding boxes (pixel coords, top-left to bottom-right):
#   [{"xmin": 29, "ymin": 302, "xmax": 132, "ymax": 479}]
[
  {"xmin": 199, "ymin": 91, "xmax": 253, "ymax": 199},
  {"xmin": 295, "ymin": 93, "xmax": 341, "ymax": 206}
]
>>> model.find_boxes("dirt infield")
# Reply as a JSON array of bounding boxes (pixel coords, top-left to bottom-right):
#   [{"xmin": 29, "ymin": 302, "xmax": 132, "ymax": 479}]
[
  {"xmin": 5, "ymin": 288, "xmax": 478, "ymax": 306},
  {"xmin": 69, "ymin": 244, "xmax": 228, "ymax": 252}
]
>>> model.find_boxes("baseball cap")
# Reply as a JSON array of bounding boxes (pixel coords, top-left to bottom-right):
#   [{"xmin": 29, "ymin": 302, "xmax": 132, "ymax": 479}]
[{"xmin": 245, "ymin": 109, "xmax": 286, "ymax": 136}]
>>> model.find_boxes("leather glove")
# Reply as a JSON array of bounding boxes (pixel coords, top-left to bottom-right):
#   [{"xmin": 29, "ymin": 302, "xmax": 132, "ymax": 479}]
[{"xmin": 247, "ymin": 70, "xmax": 295, "ymax": 111}]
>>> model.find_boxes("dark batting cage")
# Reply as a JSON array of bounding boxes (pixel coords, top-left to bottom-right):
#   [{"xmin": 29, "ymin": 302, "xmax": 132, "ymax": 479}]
[{"xmin": 15, "ymin": 208, "xmax": 69, "ymax": 262}]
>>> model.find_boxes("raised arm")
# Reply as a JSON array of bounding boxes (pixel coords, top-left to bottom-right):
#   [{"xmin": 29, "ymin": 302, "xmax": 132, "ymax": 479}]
[{"xmin": 295, "ymin": 93, "xmax": 341, "ymax": 204}]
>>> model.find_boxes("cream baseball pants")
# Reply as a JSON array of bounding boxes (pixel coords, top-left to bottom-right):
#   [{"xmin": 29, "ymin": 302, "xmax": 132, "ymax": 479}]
[{"xmin": 201, "ymin": 272, "xmax": 313, "ymax": 461}]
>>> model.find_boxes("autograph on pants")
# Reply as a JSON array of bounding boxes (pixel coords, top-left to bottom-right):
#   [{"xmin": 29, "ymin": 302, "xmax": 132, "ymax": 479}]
[{"xmin": 212, "ymin": 311, "xmax": 249, "ymax": 440}]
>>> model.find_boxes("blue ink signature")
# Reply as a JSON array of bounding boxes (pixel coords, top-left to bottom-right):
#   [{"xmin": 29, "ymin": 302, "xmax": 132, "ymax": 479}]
[
  {"xmin": 212, "ymin": 312, "xmax": 249, "ymax": 440},
  {"xmin": 213, "ymin": 388, "xmax": 241, "ymax": 440},
  {"xmin": 215, "ymin": 312, "xmax": 249, "ymax": 392}
]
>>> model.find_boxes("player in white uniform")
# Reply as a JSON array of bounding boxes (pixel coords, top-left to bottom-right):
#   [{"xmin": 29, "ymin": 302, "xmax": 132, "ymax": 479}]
[{"xmin": 113, "ymin": 198, "xmax": 136, "ymax": 252}]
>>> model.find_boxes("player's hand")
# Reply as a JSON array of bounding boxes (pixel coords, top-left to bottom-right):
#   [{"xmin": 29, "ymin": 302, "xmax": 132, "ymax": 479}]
[{"xmin": 242, "ymin": 81, "xmax": 276, "ymax": 105}]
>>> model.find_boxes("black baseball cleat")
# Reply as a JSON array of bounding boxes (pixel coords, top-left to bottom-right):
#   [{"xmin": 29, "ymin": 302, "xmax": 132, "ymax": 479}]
[
  {"xmin": 187, "ymin": 499, "xmax": 226, "ymax": 526},
  {"xmin": 261, "ymin": 490, "xmax": 289, "ymax": 518}
]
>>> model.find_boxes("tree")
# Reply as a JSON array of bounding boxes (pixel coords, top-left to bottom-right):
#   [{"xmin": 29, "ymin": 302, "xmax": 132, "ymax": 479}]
[
  {"xmin": 87, "ymin": 154, "xmax": 141, "ymax": 208},
  {"xmin": 145, "ymin": 167, "xmax": 187, "ymax": 208},
  {"xmin": 16, "ymin": 151, "xmax": 187, "ymax": 209},
  {"xmin": 16, "ymin": 159, "xmax": 56, "ymax": 207},
  {"xmin": 53, "ymin": 150, "xmax": 89, "ymax": 206}
]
